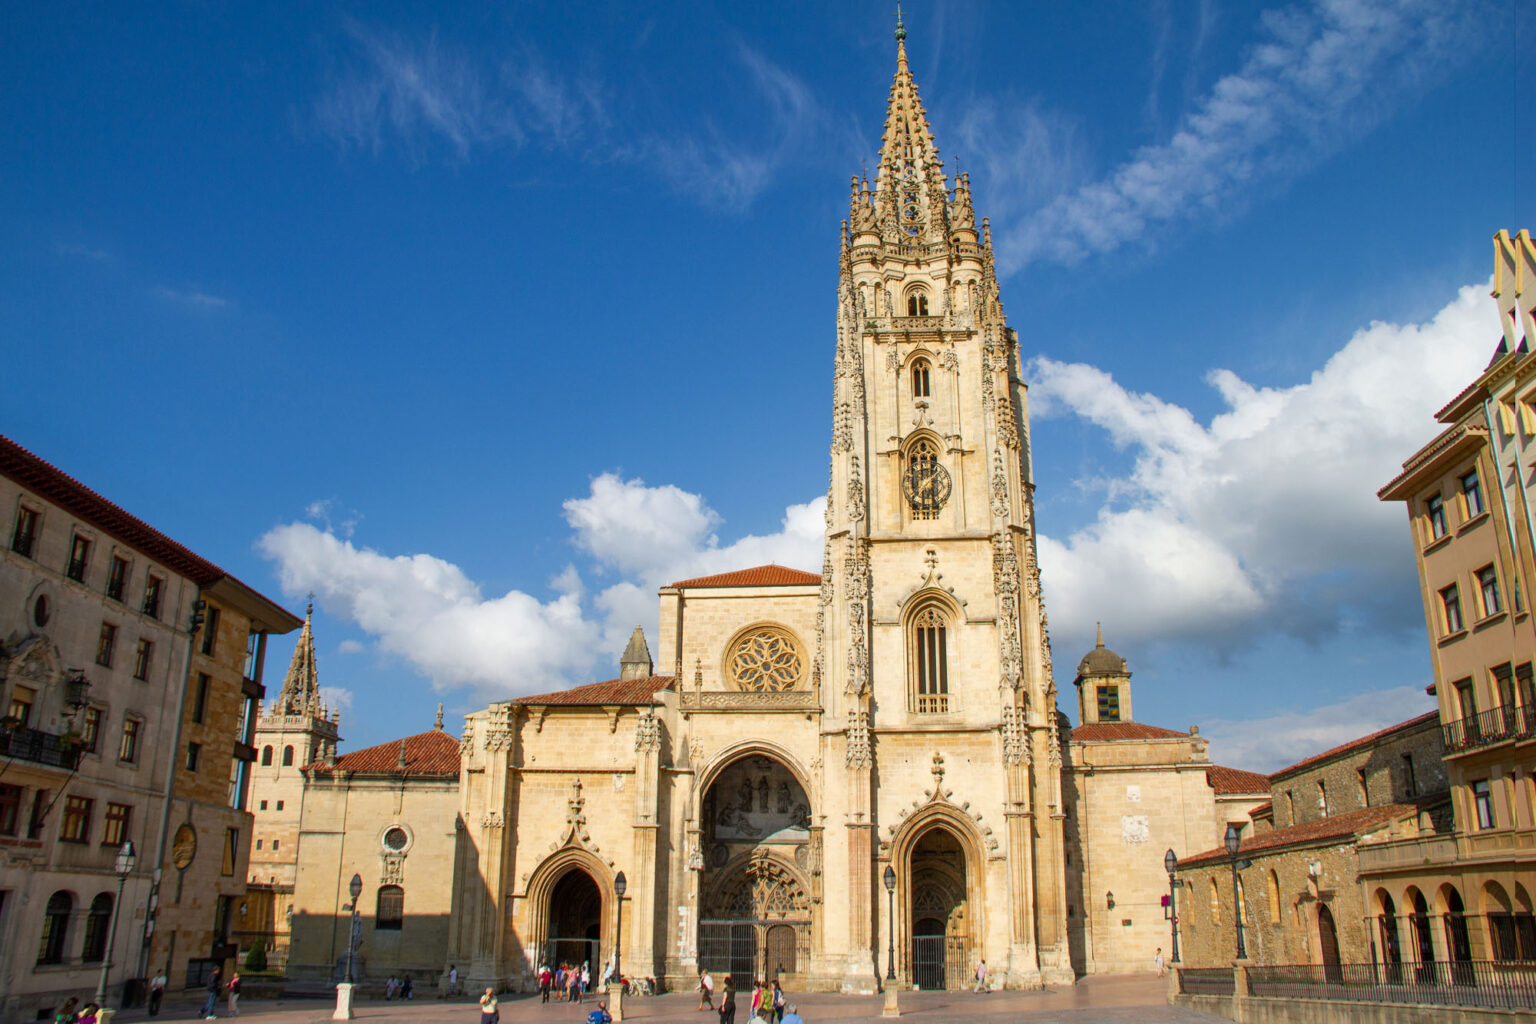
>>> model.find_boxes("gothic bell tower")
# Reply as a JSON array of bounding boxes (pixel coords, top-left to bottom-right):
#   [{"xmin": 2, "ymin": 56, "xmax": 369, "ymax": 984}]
[{"xmin": 816, "ymin": 14, "xmax": 1073, "ymax": 987}]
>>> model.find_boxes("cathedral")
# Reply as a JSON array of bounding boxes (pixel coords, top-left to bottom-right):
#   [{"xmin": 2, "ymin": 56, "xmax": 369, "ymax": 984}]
[{"xmin": 253, "ymin": 22, "xmax": 1259, "ymax": 995}]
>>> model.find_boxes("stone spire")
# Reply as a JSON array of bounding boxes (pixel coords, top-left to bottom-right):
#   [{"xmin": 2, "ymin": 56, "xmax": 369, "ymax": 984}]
[
  {"xmin": 869, "ymin": 10, "xmax": 948, "ymax": 248},
  {"xmin": 277, "ymin": 602, "xmax": 322, "ymax": 716},
  {"xmin": 619, "ymin": 625, "xmax": 653, "ymax": 680}
]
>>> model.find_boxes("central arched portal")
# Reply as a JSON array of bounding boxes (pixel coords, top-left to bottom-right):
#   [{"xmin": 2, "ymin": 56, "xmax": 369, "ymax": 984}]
[
  {"xmin": 699, "ymin": 754, "xmax": 813, "ymax": 985},
  {"xmin": 546, "ymin": 868, "xmax": 602, "ymax": 972},
  {"xmin": 908, "ymin": 824, "xmax": 971, "ymax": 990}
]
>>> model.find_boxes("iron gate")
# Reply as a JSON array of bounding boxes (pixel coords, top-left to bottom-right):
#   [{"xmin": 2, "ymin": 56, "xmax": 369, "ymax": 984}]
[
  {"xmin": 911, "ymin": 934, "xmax": 969, "ymax": 990},
  {"xmin": 699, "ymin": 920, "xmax": 758, "ymax": 986}
]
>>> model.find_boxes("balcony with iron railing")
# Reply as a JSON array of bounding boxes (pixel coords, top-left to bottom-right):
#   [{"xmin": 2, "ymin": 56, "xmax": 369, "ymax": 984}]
[
  {"xmin": 1246, "ymin": 961, "xmax": 1536, "ymax": 1011},
  {"xmin": 0, "ymin": 724, "xmax": 84, "ymax": 770},
  {"xmin": 1442, "ymin": 704, "xmax": 1536, "ymax": 753}
]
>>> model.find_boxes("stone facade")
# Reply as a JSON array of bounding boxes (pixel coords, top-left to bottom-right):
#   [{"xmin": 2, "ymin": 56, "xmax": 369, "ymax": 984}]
[{"xmin": 0, "ymin": 436, "xmax": 298, "ymax": 1021}]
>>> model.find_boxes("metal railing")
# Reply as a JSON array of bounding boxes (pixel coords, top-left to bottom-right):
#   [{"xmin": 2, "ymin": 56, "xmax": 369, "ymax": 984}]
[
  {"xmin": 1443, "ymin": 705, "xmax": 1536, "ymax": 752},
  {"xmin": 0, "ymin": 725, "xmax": 83, "ymax": 770},
  {"xmin": 1177, "ymin": 967, "xmax": 1235, "ymax": 996},
  {"xmin": 1247, "ymin": 961, "xmax": 1536, "ymax": 1010}
]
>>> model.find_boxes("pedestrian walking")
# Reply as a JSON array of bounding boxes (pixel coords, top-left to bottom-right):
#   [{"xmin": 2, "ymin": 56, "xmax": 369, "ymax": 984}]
[
  {"xmin": 227, "ymin": 970, "xmax": 241, "ymax": 1016},
  {"xmin": 771, "ymin": 980, "xmax": 786, "ymax": 1023},
  {"xmin": 539, "ymin": 963, "xmax": 552, "ymax": 1002},
  {"xmin": 479, "ymin": 988, "xmax": 499, "ymax": 1024},
  {"xmin": 973, "ymin": 959, "xmax": 988, "ymax": 994},
  {"xmin": 1155, "ymin": 947, "xmax": 1166, "ymax": 976},
  {"xmin": 449, "ymin": 964, "xmax": 460, "ymax": 998},
  {"xmin": 580, "ymin": 961, "xmax": 590, "ymax": 1002},
  {"xmin": 203, "ymin": 966, "xmax": 223, "ymax": 1019},
  {"xmin": 148, "ymin": 968, "xmax": 168, "ymax": 1016},
  {"xmin": 718, "ymin": 976, "xmax": 736, "ymax": 1024},
  {"xmin": 698, "ymin": 969, "xmax": 714, "ymax": 1010}
]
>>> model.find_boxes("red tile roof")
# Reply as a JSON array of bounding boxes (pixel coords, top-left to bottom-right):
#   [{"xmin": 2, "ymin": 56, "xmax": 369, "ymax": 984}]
[
  {"xmin": 1270, "ymin": 712, "xmax": 1440, "ymax": 781},
  {"xmin": 1208, "ymin": 765, "xmax": 1270, "ymax": 795},
  {"xmin": 310, "ymin": 728, "xmax": 461, "ymax": 777},
  {"xmin": 1071, "ymin": 721, "xmax": 1189, "ymax": 741},
  {"xmin": 513, "ymin": 675, "xmax": 674, "ymax": 706},
  {"xmin": 2, "ymin": 434, "xmax": 228, "ymax": 585},
  {"xmin": 1177, "ymin": 803, "xmax": 1416, "ymax": 867},
  {"xmin": 668, "ymin": 565, "xmax": 821, "ymax": 589}
]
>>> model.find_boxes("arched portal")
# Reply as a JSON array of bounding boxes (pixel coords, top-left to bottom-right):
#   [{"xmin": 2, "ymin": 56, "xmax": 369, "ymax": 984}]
[
  {"xmin": 1317, "ymin": 904, "xmax": 1341, "ymax": 982},
  {"xmin": 699, "ymin": 753, "xmax": 813, "ymax": 985},
  {"xmin": 908, "ymin": 825, "xmax": 970, "ymax": 990},
  {"xmin": 1376, "ymin": 889, "xmax": 1402, "ymax": 983},
  {"xmin": 546, "ymin": 868, "xmax": 602, "ymax": 973},
  {"xmin": 1441, "ymin": 884, "xmax": 1473, "ymax": 984}
]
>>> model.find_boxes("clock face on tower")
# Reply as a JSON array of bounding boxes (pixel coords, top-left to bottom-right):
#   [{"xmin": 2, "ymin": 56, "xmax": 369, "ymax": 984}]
[{"xmin": 902, "ymin": 457, "xmax": 952, "ymax": 512}]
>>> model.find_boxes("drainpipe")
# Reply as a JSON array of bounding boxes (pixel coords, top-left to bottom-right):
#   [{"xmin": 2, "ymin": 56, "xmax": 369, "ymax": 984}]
[{"xmin": 136, "ymin": 587, "xmax": 205, "ymax": 977}]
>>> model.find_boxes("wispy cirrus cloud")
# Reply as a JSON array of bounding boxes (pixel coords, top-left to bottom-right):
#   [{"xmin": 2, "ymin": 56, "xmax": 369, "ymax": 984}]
[
  {"xmin": 312, "ymin": 21, "xmax": 826, "ymax": 211},
  {"xmin": 54, "ymin": 241, "xmax": 112, "ymax": 262},
  {"xmin": 997, "ymin": 0, "xmax": 1490, "ymax": 272},
  {"xmin": 154, "ymin": 285, "xmax": 230, "ymax": 309}
]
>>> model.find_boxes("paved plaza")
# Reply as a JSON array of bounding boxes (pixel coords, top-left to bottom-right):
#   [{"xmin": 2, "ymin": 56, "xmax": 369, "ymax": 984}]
[{"xmin": 112, "ymin": 976, "xmax": 1227, "ymax": 1024}]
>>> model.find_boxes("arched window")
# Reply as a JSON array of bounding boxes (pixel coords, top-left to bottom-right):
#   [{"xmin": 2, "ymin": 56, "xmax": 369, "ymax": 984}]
[
  {"xmin": 904, "ymin": 438, "xmax": 947, "ymax": 520},
  {"xmin": 907, "ymin": 290, "xmax": 929, "ymax": 316},
  {"xmin": 1268, "ymin": 870, "xmax": 1281, "ymax": 920},
  {"xmin": 1210, "ymin": 879, "xmax": 1221, "ymax": 925},
  {"xmin": 282, "ymin": 746, "xmax": 294, "ymax": 767},
  {"xmin": 261, "ymin": 746, "xmax": 273, "ymax": 766},
  {"xmin": 911, "ymin": 358, "xmax": 931, "ymax": 398},
  {"xmin": 37, "ymin": 891, "xmax": 72, "ymax": 964},
  {"xmin": 377, "ymin": 885, "xmax": 404, "ymax": 930},
  {"xmin": 910, "ymin": 604, "xmax": 950, "ymax": 713},
  {"xmin": 82, "ymin": 893, "xmax": 114, "ymax": 962},
  {"xmin": 1236, "ymin": 875, "xmax": 1248, "ymax": 925}
]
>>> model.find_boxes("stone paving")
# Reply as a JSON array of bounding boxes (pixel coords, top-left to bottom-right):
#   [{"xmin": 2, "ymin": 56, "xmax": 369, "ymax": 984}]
[{"xmin": 111, "ymin": 976, "xmax": 1229, "ymax": 1024}]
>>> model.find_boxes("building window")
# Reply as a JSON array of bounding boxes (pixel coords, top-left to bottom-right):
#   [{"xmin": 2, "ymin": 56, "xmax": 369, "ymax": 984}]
[
  {"xmin": 1317, "ymin": 780, "xmax": 1329, "ymax": 817},
  {"xmin": 222, "ymin": 827, "xmax": 238, "ymax": 876},
  {"xmin": 119, "ymin": 718, "xmax": 141, "ymax": 763},
  {"xmin": 261, "ymin": 746, "xmax": 273, "ymax": 767},
  {"xmin": 259, "ymin": 800, "xmax": 267, "ymax": 811},
  {"xmin": 1210, "ymin": 879, "xmax": 1221, "ymax": 925},
  {"xmin": 910, "ymin": 604, "xmax": 950, "ymax": 713},
  {"xmin": 1462, "ymin": 469, "xmax": 1484, "ymax": 517},
  {"xmin": 106, "ymin": 556, "xmax": 129, "ymax": 602},
  {"xmin": 142, "ymin": 574, "xmax": 164, "ymax": 619},
  {"xmin": 97, "ymin": 622, "xmax": 118, "ymax": 668},
  {"xmin": 376, "ymin": 885, "xmax": 404, "ymax": 930},
  {"xmin": 1236, "ymin": 875, "xmax": 1248, "ymax": 925},
  {"xmin": 191, "ymin": 673, "xmax": 210, "ymax": 724},
  {"xmin": 81, "ymin": 893, "xmax": 114, "ymax": 963},
  {"xmin": 186, "ymin": 742, "xmax": 201, "ymax": 772},
  {"xmin": 272, "ymin": 839, "xmax": 279, "ymax": 850},
  {"xmin": 128, "ymin": 638, "xmax": 152, "ymax": 681},
  {"xmin": 1489, "ymin": 913, "xmax": 1536, "ymax": 962},
  {"xmin": 904, "ymin": 438, "xmax": 946, "ymax": 520},
  {"xmin": 255, "ymin": 839, "xmax": 263, "ymax": 850},
  {"xmin": 33, "ymin": 593, "xmax": 49, "ymax": 628},
  {"xmin": 911, "ymin": 358, "xmax": 931, "ymax": 397},
  {"xmin": 201, "ymin": 607, "xmax": 220, "ymax": 657},
  {"xmin": 1473, "ymin": 779, "xmax": 1495, "ymax": 829},
  {"xmin": 8, "ymin": 685, "xmax": 34, "ymax": 727},
  {"xmin": 1478, "ymin": 565, "xmax": 1502, "ymax": 617},
  {"xmin": 282, "ymin": 746, "xmax": 294, "ymax": 767},
  {"xmin": 61, "ymin": 795, "xmax": 93, "ymax": 843},
  {"xmin": 1358, "ymin": 768, "xmax": 1369, "ymax": 808},
  {"xmin": 1097, "ymin": 685, "xmax": 1121, "ymax": 722},
  {"xmin": 102, "ymin": 802, "xmax": 131, "ymax": 846},
  {"xmin": 1425, "ymin": 494, "xmax": 1447, "ymax": 540},
  {"xmin": 1267, "ymin": 870, "xmax": 1281, "ymax": 920},
  {"xmin": 1518, "ymin": 663, "xmax": 1535, "ymax": 708},
  {"xmin": 10, "ymin": 506, "xmax": 39, "ymax": 558},
  {"xmin": 66, "ymin": 534, "xmax": 91, "ymax": 582},
  {"xmin": 37, "ymin": 891, "xmax": 73, "ymax": 964},
  {"xmin": 1285, "ymin": 790, "xmax": 1295, "ymax": 824},
  {"xmin": 1440, "ymin": 584, "xmax": 1464, "ymax": 633},
  {"xmin": 0, "ymin": 783, "xmax": 21, "ymax": 836},
  {"xmin": 80, "ymin": 706, "xmax": 101, "ymax": 754},
  {"xmin": 906, "ymin": 290, "xmax": 929, "ymax": 316},
  {"xmin": 276, "ymin": 800, "xmax": 284, "ymax": 811}
]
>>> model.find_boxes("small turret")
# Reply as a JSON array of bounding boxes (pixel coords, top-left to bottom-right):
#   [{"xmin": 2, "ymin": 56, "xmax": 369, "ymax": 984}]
[
  {"xmin": 619, "ymin": 625, "xmax": 653, "ymax": 680},
  {"xmin": 1074, "ymin": 623, "xmax": 1133, "ymax": 725}
]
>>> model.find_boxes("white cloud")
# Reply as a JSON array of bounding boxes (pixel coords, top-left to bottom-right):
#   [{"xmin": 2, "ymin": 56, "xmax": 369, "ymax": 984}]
[
  {"xmin": 321, "ymin": 686, "xmax": 355, "ymax": 713},
  {"xmin": 336, "ymin": 640, "xmax": 365, "ymax": 656},
  {"xmin": 154, "ymin": 285, "xmax": 229, "ymax": 309},
  {"xmin": 258, "ymin": 476, "xmax": 823, "ymax": 701},
  {"xmin": 999, "ymin": 0, "xmax": 1488, "ymax": 271},
  {"xmin": 1033, "ymin": 278, "xmax": 1500, "ymax": 653},
  {"xmin": 1201, "ymin": 684, "xmax": 1434, "ymax": 773}
]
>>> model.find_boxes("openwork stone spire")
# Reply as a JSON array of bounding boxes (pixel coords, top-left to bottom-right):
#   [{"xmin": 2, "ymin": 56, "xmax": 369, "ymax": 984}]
[
  {"xmin": 277, "ymin": 602, "xmax": 322, "ymax": 715},
  {"xmin": 861, "ymin": 12, "xmax": 950, "ymax": 249}
]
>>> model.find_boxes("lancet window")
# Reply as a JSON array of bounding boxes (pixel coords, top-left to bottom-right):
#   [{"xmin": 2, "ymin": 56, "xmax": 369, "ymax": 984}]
[
  {"xmin": 910, "ymin": 604, "xmax": 951, "ymax": 713},
  {"xmin": 911, "ymin": 358, "xmax": 931, "ymax": 398}
]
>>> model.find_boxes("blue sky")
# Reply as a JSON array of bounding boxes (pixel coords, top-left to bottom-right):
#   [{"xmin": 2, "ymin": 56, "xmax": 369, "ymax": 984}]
[{"xmin": 4, "ymin": 1, "xmax": 1531, "ymax": 771}]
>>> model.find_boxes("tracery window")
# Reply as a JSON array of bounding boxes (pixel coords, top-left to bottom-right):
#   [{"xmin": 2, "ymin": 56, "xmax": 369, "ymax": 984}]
[
  {"xmin": 911, "ymin": 604, "xmax": 950, "ymax": 713},
  {"xmin": 907, "ymin": 290, "xmax": 929, "ymax": 316},
  {"xmin": 911, "ymin": 358, "xmax": 931, "ymax": 397},
  {"xmin": 904, "ymin": 438, "xmax": 948, "ymax": 520},
  {"xmin": 709, "ymin": 859, "xmax": 809, "ymax": 920},
  {"xmin": 727, "ymin": 627, "xmax": 803, "ymax": 692}
]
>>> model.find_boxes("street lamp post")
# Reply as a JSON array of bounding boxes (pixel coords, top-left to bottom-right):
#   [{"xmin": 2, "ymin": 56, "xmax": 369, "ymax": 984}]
[
  {"xmin": 1224, "ymin": 825, "xmax": 1247, "ymax": 960},
  {"xmin": 1163, "ymin": 848, "xmax": 1180, "ymax": 965},
  {"xmin": 611, "ymin": 872, "xmax": 627, "ymax": 1022},
  {"xmin": 333, "ymin": 873, "xmax": 363, "ymax": 1021},
  {"xmin": 95, "ymin": 841, "xmax": 136, "ymax": 1006},
  {"xmin": 882, "ymin": 866, "xmax": 899, "ymax": 1017}
]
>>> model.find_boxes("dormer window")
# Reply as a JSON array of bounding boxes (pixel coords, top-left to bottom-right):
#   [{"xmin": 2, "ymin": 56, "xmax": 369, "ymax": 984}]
[
  {"xmin": 911, "ymin": 358, "xmax": 931, "ymax": 397},
  {"xmin": 907, "ymin": 290, "xmax": 929, "ymax": 316}
]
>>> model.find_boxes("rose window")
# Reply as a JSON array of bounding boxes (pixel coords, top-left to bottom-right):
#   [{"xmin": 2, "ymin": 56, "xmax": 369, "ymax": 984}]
[{"xmin": 729, "ymin": 629, "xmax": 803, "ymax": 692}]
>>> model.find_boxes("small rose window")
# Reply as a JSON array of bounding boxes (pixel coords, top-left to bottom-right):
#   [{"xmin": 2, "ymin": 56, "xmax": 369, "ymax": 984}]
[
  {"xmin": 728, "ymin": 627, "xmax": 803, "ymax": 692},
  {"xmin": 383, "ymin": 826, "xmax": 409, "ymax": 851}
]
